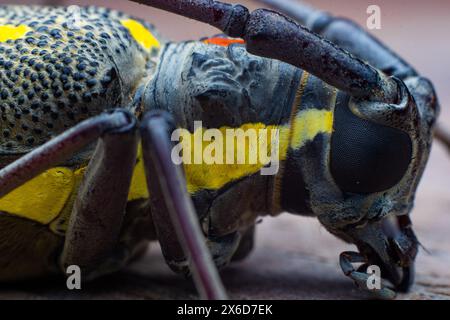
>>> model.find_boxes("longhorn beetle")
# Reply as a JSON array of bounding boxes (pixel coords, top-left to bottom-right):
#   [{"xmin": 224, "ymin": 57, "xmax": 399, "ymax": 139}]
[{"xmin": 0, "ymin": 0, "xmax": 445, "ymax": 299}]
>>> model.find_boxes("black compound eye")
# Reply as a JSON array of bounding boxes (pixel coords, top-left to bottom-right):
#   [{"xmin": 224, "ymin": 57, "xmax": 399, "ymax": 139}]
[{"xmin": 330, "ymin": 95, "xmax": 412, "ymax": 194}]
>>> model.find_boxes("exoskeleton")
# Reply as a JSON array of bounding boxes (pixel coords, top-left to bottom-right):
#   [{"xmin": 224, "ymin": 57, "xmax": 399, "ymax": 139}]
[{"xmin": 0, "ymin": 0, "xmax": 443, "ymax": 299}]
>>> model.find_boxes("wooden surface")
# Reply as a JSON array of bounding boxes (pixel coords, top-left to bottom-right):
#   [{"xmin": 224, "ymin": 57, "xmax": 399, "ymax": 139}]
[{"xmin": 0, "ymin": 0, "xmax": 449, "ymax": 300}]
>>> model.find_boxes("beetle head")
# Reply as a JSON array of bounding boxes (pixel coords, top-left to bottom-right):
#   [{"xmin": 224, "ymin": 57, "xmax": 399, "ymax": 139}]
[
  {"xmin": 315, "ymin": 76, "xmax": 438, "ymax": 292},
  {"xmin": 324, "ymin": 201, "xmax": 419, "ymax": 292}
]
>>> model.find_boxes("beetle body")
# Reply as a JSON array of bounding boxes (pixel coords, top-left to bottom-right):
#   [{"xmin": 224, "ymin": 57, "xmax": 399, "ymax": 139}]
[
  {"xmin": 0, "ymin": 2, "xmax": 439, "ymax": 299},
  {"xmin": 0, "ymin": 5, "xmax": 337, "ymax": 280}
]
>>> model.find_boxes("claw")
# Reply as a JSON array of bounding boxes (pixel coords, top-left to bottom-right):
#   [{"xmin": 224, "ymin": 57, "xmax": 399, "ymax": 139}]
[{"xmin": 340, "ymin": 251, "xmax": 397, "ymax": 300}]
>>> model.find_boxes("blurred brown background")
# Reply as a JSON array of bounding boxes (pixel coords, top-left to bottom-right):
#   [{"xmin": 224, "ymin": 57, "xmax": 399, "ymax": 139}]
[{"xmin": 0, "ymin": 0, "xmax": 449, "ymax": 299}]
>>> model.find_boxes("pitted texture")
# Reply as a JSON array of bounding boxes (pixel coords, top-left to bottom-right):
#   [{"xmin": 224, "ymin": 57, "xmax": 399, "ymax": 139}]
[{"xmin": 0, "ymin": 6, "xmax": 160, "ymax": 153}]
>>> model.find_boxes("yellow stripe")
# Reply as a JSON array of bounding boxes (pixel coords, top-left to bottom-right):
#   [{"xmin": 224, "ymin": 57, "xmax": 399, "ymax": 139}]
[
  {"xmin": 0, "ymin": 111, "xmax": 333, "ymax": 225},
  {"xmin": 0, "ymin": 24, "xmax": 31, "ymax": 42},
  {"xmin": 182, "ymin": 123, "xmax": 290, "ymax": 194},
  {"xmin": 290, "ymin": 109, "xmax": 334, "ymax": 149},
  {"xmin": 272, "ymin": 71, "xmax": 309, "ymax": 212},
  {"xmin": 287, "ymin": 72, "xmax": 310, "ymax": 146},
  {"xmin": 287, "ymin": 72, "xmax": 334, "ymax": 150}
]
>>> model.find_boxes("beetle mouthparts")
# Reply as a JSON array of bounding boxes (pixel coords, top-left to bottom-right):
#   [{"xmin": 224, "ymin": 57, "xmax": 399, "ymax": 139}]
[
  {"xmin": 341, "ymin": 213, "xmax": 419, "ymax": 296},
  {"xmin": 365, "ymin": 214, "xmax": 418, "ymax": 292}
]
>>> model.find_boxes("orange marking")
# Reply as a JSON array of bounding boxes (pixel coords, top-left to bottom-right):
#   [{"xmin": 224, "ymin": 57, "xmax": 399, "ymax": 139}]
[{"xmin": 203, "ymin": 37, "xmax": 245, "ymax": 47}]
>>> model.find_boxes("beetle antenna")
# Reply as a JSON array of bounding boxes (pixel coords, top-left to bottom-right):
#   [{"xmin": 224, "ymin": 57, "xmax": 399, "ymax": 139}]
[
  {"xmin": 418, "ymin": 241, "xmax": 431, "ymax": 255},
  {"xmin": 253, "ymin": 0, "xmax": 319, "ymax": 26},
  {"xmin": 435, "ymin": 124, "xmax": 450, "ymax": 154},
  {"xmin": 129, "ymin": 0, "xmax": 398, "ymax": 102}
]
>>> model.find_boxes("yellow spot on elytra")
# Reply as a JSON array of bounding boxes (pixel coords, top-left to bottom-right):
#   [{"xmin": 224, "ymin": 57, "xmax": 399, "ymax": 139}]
[
  {"xmin": 290, "ymin": 109, "xmax": 334, "ymax": 149},
  {"xmin": 0, "ymin": 168, "xmax": 74, "ymax": 224},
  {"xmin": 121, "ymin": 19, "xmax": 160, "ymax": 51},
  {"xmin": 0, "ymin": 24, "xmax": 31, "ymax": 42}
]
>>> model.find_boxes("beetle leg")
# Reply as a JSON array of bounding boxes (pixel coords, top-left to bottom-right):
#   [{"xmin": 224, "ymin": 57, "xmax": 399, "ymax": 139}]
[
  {"xmin": 231, "ymin": 226, "xmax": 256, "ymax": 262},
  {"xmin": 130, "ymin": 0, "xmax": 397, "ymax": 102},
  {"xmin": 339, "ymin": 251, "xmax": 397, "ymax": 300},
  {"xmin": 140, "ymin": 110, "xmax": 227, "ymax": 300},
  {"xmin": 60, "ymin": 110, "xmax": 138, "ymax": 280},
  {"xmin": 0, "ymin": 110, "xmax": 132, "ymax": 198}
]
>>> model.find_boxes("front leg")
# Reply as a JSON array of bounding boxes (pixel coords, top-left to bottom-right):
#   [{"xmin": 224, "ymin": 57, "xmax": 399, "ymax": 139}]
[
  {"xmin": 206, "ymin": 228, "xmax": 256, "ymax": 269},
  {"xmin": 140, "ymin": 110, "xmax": 227, "ymax": 300},
  {"xmin": 0, "ymin": 109, "xmax": 138, "ymax": 280},
  {"xmin": 60, "ymin": 110, "xmax": 138, "ymax": 280},
  {"xmin": 202, "ymin": 173, "xmax": 270, "ymax": 268},
  {"xmin": 0, "ymin": 111, "xmax": 131, "ymax": 197}
]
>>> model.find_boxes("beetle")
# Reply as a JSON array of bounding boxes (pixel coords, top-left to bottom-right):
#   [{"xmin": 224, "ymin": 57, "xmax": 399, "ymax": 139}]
[{"xmin": 0, "ymin": 0, "xmax": 444, "ymax": 299}]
